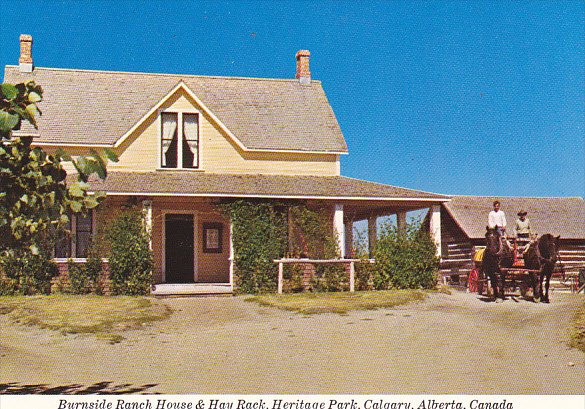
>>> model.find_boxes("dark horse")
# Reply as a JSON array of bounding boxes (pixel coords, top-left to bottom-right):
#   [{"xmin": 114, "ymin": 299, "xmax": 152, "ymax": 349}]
[
  {"xmin": 523, "ymin": 234, "xmax": 560, "ymax": 303},
  {"xmin": 482, "ymin": 227, "xmax": 514, "ymax": 302}
]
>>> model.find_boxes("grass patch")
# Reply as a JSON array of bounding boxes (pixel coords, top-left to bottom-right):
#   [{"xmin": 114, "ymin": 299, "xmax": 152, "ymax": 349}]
[
  {"xmin": 245, "ymin": 290, "xmax": 428, "ymax": 314},
  {"xmin": 0, "ymin": 295, "xmax": 172, "ymax": 343},
  {"xmin": 569, "ymin": 300, "xmax": 585, "ymax": 353}
]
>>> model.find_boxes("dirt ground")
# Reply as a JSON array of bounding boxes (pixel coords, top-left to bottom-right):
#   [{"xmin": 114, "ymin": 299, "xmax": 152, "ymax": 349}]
[{"xmin": 1, "ymin": 291, "xmax": 584, "ymax": 394}]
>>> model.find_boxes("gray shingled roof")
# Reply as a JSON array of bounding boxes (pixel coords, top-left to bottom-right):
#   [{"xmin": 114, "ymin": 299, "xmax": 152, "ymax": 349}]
[
  {"xmin": 82, "ymin": 172, "xmax": 449, "ymax": 201},
  {"xmin": 3, "ymin": 66, "xmax": 347, "ymax": 153},
  {"xmin": 444, "ymin": 196, "xmax": 585, "ymax": 240}
]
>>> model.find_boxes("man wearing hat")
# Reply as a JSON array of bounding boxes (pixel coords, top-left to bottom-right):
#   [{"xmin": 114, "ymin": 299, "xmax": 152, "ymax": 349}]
[{"xmin": 514, "ymin": 210, "xmax": 532, "ymax": 241}]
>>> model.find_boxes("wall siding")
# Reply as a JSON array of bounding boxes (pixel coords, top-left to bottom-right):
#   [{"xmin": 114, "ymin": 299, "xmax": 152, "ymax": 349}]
[
  {"xmin": 557, "ymin": 241, "xmax": 585, "ymax": 274},
  {"xmin": 38, "ymin": 89, "xmax": 340, "ymax": 176}
]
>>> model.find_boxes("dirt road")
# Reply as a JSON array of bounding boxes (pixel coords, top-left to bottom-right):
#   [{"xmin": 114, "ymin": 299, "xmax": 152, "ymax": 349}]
[{"xmin": 1, "ymin": 291, "xmax": 584, "ymax": 394}]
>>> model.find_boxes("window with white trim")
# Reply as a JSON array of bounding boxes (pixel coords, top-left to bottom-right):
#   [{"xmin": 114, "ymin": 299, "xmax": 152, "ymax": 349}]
[
  {"xmin": 54, "ymin": 211, "xmax": 94, "ymax": 258},
  {"xmin": 161, "ymin": 112, "xmax": 199, "ymax": 169}
]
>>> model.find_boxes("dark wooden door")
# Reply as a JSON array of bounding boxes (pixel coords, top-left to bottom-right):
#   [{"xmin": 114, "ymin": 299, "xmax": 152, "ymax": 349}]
[{"xmin": 165, "ymin": 214, "xmax": 194, "ymax": 283}]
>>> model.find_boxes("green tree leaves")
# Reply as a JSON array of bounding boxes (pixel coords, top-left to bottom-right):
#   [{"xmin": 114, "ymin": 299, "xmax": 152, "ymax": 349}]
[
  {"xmin": 0, "ymin": 80, "xmax": 44, "ymax": 137},
  {"xmin": 370, "ymin": 221, "xmax": 439, "ymax": 290},
  {"xmin": 1, "ymin": 84, "xmax": 19, "ymax": 99},
  {"xmin": 0, "ymin": 111, "xmax": 20, "ymax": 133},
  {"xmin": 0, "ymin": 81, "xmax": 118, "ymax": 258}
]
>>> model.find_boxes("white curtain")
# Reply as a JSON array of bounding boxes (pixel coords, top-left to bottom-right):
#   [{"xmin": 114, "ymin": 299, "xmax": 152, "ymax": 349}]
[
  {"xmin": 161, "ymin": 114, "xmax": 177, "ymax": 166},
  {"xmin": 183, "ymin": 114, "xmax": 199, "ymax": 167}
]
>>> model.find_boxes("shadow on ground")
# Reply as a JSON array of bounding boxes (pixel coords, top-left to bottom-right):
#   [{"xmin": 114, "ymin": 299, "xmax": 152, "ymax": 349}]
[
  {"xmin": 477, "ymin": 295, "xmax": 538, "ymax": 303},
  {"xmin": 0, "ymin": 381, "xmax": 159, "ymax": 394}
]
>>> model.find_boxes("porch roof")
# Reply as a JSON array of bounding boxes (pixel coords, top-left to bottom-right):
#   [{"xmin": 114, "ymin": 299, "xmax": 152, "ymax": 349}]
[{"xmin": 86, "ymin": 172, "xmax": 449, "ymax": 202}]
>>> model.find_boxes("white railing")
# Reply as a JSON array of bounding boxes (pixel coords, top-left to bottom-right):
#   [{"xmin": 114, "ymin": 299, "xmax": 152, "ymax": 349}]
[{"xmin": 273, "ymin": 258, "xmax": 375, "ymax": 294}]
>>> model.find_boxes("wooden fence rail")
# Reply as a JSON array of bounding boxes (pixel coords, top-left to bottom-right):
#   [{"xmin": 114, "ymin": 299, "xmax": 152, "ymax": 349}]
[{"xmin": 273, "ymin": 258, "xmax": 375, "ymax": 294}]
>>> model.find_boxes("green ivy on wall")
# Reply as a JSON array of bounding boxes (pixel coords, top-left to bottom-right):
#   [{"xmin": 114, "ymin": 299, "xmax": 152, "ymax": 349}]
[
  {"xmin": 222, "ymin": 201, "xmax": 437, "ymax": 294},
  {"xmin": 221, "ymin": 200, "xmax": 346, "ymax": 293},
  {"xmin": 105, "ymin": 208, "xmax": 153, "ymax": 295},
  {"xmin": 221, "ymin": 200, "xmax": 288, "ymax": 293}
]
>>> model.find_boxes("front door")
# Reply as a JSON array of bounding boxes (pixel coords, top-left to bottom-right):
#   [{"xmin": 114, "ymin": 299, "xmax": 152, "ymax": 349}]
[{"xmin": 165, "ymin": 214, "xmax": 195, "ymax": 283}]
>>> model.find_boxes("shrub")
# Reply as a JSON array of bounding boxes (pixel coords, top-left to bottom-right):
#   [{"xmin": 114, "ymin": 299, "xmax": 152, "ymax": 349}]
[
  {"xmin": 66, "ymin": 251, "xmax": 103, "ymax": 295},
  {"xmin": 0, "ymin": 276, "xmax": 19, "ymax": 295},
  {"xmin": 0, "ymin": 249, "xmax": 58, "ymax": 295},
  {"xmin": 67, "ymin": 260, "xmax": 89, "ymax": 294},
  {"xmin": 105, "ymin": 209, "xmax": 153, "ymax": 295},
  {"xmin": 352, "ymin": 228, "xmax": 377, "ymax": 291},
  {"xmin": 371, "ymin": 220, "xmax": 439, "ymax": 290}
]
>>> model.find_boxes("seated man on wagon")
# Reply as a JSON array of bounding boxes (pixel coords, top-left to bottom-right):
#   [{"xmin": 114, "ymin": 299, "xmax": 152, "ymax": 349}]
[{"xmin": 514, "ymin": 209, "xmax": 532, "ymax": 250}]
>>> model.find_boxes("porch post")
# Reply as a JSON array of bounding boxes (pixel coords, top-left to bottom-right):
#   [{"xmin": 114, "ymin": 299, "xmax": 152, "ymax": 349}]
[
  {"xmin": 344, "ymin": 220, "xmax": 354, "ymax": 257},
  {"xmin": 142, "ymin": 199, "xmax": 153, "ymax": 250},
  {"xmin": 229, "ymin": 222, "xmax": 234, "ymax": 289},
  {"xmin": 334, "ymin": 204, "xmax": 345, "ymax": 258},
  {"xmin": 429, "ymin": 205, "xmax": 442, "ymax": 258},
  {"xmin": 397, "ymin": 211, "xmax": 407, "ymax": 233},
  {"xmin": 368, "ymin": 215, "xmax": 377, "ymax": 257},
  {"xmin": 287, "ymin": 207, "xmax": 294, "ymax": 254},
  {"xmin": 349, "ymin": 261, "xmax": 355, "ymax": 292}
]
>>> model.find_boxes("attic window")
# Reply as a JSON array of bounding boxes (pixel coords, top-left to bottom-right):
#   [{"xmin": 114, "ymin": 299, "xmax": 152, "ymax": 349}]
[{"xmin": 161, "ymin": 112, "xmax": 199, "ymax": 169}]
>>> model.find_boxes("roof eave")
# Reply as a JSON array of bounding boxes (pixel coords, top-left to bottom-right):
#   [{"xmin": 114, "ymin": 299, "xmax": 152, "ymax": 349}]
[
  {"xmin": 90, "ymin": 191, "xmax": 450, "ymax": 202},
  {"xmin": 27, "ymin": 139, "xmax": 347, "ymax": 155}
]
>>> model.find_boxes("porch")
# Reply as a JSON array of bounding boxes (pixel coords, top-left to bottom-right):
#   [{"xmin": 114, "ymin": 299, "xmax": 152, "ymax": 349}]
[
  {"xmin": 141, "ymin": 197, "xmax": 444, "ymax": 295},
  {"xmin": 86, "ymin": 172, "xmax": 450, "ymax": 295}
]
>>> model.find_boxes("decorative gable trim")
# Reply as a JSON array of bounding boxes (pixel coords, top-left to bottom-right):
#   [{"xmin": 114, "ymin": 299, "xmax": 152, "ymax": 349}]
[{"xmin": 112, "ymin": 81, "xmax": 245, "ymax": 150}]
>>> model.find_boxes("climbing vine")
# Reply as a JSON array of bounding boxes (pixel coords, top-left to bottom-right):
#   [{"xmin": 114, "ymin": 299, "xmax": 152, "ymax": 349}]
[
  {"xmin": 221, "ymin": 200, "xmax": 343, "ymax": 293},
  {"xmin": 221, "ymin": 200, "xmax": 288, "ymax": 293}
]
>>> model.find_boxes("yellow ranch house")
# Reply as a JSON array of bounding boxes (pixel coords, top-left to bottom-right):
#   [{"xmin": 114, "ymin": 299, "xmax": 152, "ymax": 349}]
[{"xmin": 5, "ymin": 35, "xmax": 449, "ymax": 294}]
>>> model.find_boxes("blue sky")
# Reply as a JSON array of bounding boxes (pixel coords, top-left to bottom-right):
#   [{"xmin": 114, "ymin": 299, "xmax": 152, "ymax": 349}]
[{"xmin": 2, "ymin": 0, "xmax": 583, "ymax": 197}]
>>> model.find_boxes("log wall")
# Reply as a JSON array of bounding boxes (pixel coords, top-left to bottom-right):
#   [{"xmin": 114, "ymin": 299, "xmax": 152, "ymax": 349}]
[{"xmin": 438, "ymin": 211, "xmax": 474, "ymax": 285}]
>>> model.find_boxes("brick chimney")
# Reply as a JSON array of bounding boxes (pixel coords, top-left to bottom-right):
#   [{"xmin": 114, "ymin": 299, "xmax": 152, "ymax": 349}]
[
  {"xmin": 296, "ymin": 50, "xmax": 311, "ymax": 85},
  {"xmin": 19, "ymin": 34, "xmax": 33, "ymax": 72}
]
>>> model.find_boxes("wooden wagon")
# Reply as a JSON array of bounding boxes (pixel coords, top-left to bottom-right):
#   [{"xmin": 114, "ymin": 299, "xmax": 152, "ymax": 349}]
[
  {"xmin": 470, "ymin": 239, "xmax": 541, "ymax": 297},
  {"xmin": 470, "ymin": 237, "xmax": 585, "ymax": 296}
]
